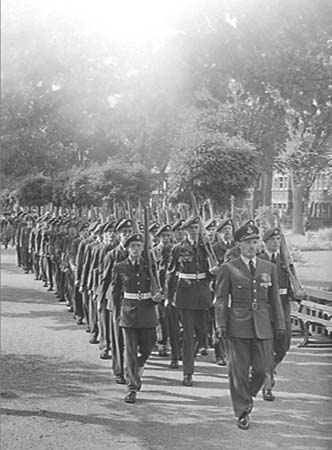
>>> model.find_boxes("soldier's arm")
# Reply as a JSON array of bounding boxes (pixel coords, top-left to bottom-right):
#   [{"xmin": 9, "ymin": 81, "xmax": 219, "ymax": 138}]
[
  {"xmin": 214, "ymin": 264, "xmax": 231, "ymax": 331},
  {"xmin": 269, "ymin": 264, "xmax": 286, "ymax": 332}
]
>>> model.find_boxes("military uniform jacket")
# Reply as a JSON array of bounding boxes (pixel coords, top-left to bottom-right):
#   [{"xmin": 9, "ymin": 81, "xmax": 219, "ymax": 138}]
[
  {"xmin": 259, "ymin": 252, "xmax": 292, "ymax": 322},
  {"xmin": 98, "ymin": 244, "xmax": 128, "ymax": 309},
  {"xmin": 111, "ymin": 257, "xmax": 158, "ymax": 329},
  {"xmin": 215, "ymin": 257, "xmax": 285, "ymax": 339},
  {"xmin": 20, "ymin": 226, "xmax": 32, "ymax": 249},
  {"xmin": 167, "ymin": 238, "xmax": 212, "ymax": 310}
]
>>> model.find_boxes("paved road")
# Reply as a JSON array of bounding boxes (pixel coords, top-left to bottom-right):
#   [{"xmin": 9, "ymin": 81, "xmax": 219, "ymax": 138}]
[{"xmin": 1, "ymin": 247, "xmax": 332, "ymax": 450}]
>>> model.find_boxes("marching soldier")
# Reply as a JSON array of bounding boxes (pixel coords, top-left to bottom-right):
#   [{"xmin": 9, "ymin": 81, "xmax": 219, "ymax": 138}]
[
  {"xmin": 20, "ymin": 215, "xmax": 34, "ymax": 273},
  {"xmin": 96, "ymin": 221, "xmax": 118, "ymax": 359},
  {"xmin": 110, "ymin": 233, "xmax": 159, "ymax": 404},
  {"xmin": 167, "ymin": 215, "xmax": 213, "ymax": 386},
  {"xmin": 98, "ymin": 218, "xmax": 133, "ymax": 384},
  {"xmin": 259, "ymin": 227, "xmax": 293, "ymax": 401},
  {"xmin": 215, "ymin": 224, "xmax": 285, "ymax": 430},
  {"xmin": 164, "ymin": 219, "xmax": 185, "ymax": 369},
  {"xmin": 154, "ymin": 224, "xmax": 173, "ymax": 357}
]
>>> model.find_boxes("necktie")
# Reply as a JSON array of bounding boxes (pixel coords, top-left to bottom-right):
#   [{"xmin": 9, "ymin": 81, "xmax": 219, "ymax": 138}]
[
  {"xmin": 134, "ymin": 261, "xmax": 139, "ymax": 272},
  {"xmin": 271, "ymin": 253, "xmax": 277, "ymax": 264},
  {"xmin": 249, "ymin": 259, "xmax": 255, "ymax": 277}
]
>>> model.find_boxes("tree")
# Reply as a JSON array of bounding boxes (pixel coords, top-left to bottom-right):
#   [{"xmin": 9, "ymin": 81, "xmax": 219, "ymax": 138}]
[
  {"xmin": 16, "ymin": 175, "xmax": 53, "ymax": 208},
  {"xmin": 169, "ymin": 132, "xmax": 258, "ymax": 209}
]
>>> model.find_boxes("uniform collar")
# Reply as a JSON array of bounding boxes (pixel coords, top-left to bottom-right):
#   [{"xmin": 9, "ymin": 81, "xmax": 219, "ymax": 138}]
[{"xmin": 240, "ymin": 255, "xmax": 257, "ymax": 267}]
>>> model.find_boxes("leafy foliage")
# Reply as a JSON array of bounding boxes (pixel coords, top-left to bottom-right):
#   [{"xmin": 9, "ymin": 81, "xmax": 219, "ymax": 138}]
[
  {"xmin": 169, "ymin": 133, "xmax": 258, "ymax": 207},
  {"xmin": 16, "ymin": 175, "xmax": 53, "ymax": 207}
]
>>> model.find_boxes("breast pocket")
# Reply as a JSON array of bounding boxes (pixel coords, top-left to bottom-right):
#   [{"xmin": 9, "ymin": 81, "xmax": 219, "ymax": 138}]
[{"xmin": 233, "ymin": 283, "xmax": 251, "ymax": 299}]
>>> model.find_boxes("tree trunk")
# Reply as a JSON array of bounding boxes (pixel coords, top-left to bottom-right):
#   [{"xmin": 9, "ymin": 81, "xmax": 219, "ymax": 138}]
[
  {"xmin": 261, "ymin": 171, "xmax": 273, "ymax": 206},
  {"xmin": 292, "ymin": 182, "xmax": 305, "ymax": 234}
]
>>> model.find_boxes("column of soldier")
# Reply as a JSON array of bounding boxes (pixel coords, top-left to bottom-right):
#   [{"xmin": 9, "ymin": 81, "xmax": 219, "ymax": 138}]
[{"xmin": 4, "ymin": 205, "xmax": 293, "ymax": 430}]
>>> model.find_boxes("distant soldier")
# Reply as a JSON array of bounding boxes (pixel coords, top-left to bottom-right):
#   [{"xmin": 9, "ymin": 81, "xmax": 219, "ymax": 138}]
[
  {"xmin": 259, "ymin": 227, "xmax": 293, "ymax": 401},
  {"xmin": 215, "ymin": 224, "xmax": 285, "ymax": 430},
  {"xmin": 154, "ymin": 224, "xmax": 173, "ymax": 357},
  {"xmin": 20, "ymin": 215, "xmax": 34, "ymax": 273}
]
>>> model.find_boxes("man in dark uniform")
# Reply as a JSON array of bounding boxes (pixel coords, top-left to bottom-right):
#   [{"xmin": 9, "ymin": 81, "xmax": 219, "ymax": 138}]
[
  {"xmin": 259, "ymin": 227, "xmax": 293, "ymax": 401},
  {"xmin": 98, "ymin": 218, "xmax": 133, "ymax": 384},
  {"xmin": 167, "ymin": 215, "xmax": 213, "ymax": 386},
  {"xmin": 110, "ymin": 233, "xmax": 160, "ymax": 404},
  {"xmin": 165, "ymin": 219, "xmax": 185, "ymax": 368},
  {"xmin": 20, "ymin": 215, "xmax": 34, "ymax": 273},
  {"xmin": 154, "ymin": 223, "xmax": 173, "ymax": 357},
  {"xmin": 215, "ymin": 224, "xmax": 285, "ymax": 430}
]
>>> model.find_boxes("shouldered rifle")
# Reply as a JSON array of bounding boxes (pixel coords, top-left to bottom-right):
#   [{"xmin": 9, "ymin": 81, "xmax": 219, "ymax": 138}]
[
  {"xmin": 143, "ymin": 206, "xmax": 163, "ymax": 303},
  {"xmin": 127, "ymin": 199, "xmax": 138, "ymax": 232},
  {"xmin": 190, "ymin": 193, "xmax": 219, "ymax": 271},
  {"xmin": 275, "ymin": 214, "xmax": 306, "ymax": 300}
]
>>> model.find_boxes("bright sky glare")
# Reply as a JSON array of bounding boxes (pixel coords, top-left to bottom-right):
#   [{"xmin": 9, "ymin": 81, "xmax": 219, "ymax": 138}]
[{"xmin": 12, "ymin": 0, "xmax": 192, "ymax": 42}]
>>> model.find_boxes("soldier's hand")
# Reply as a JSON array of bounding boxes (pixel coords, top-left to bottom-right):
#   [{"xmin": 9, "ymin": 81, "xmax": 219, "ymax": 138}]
[
  {"xmin": 152, "ymin": 292, "xmax": 163, "ymax": 304},
  {"xmin": 209, "ymin": 265, "xmax": 219, "ymax": 275},
  {"xmin": 79, "ymin": 286, "xmax": 85, "ymax": 294},
  {"xmin": 216, "ymin": 326, "xmax": 226, "ymax": 340}
]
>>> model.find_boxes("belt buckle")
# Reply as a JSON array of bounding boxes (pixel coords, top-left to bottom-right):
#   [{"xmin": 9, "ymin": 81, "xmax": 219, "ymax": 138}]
[
  {"xmin": 138, "ymin": 291, "xmax": 142, "ymax": 301},
  {"xmin": 252, "ymin": 301, "xmax": 257, "ymax": 311},
  {"xmin": 196, "ymin": 273, "xmax": 199, "ymax": 281}
]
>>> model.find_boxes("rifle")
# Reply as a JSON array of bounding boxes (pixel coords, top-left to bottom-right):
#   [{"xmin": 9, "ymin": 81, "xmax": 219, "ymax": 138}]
[
  {"xmin": 127, "ymin": 199, "xmax": 138, "ymax": 232},
  {"xmin": 275, "ymin": 213, "xmax": 306, "ymax": 300},
  {"xmin": 143, "ymin": 205, "xmax": 162, "ymax": 302},
  {"xmin": 190, "ymin": 193, "xmax": 219, "ymax": 270}
]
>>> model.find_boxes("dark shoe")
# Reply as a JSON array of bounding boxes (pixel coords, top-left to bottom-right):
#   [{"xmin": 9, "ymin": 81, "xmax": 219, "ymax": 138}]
[
  {"xmin": 89, "ymin": 336, "xmax": 99, "ymax": 344},
  {"xmin": 76, "ymin": 318, "xmax": 84, "ymax": 325},
  {"xmin": 124, "ymin": 392, "xmax": 136, "ymax": 404},
  {"xmin": 58, "ymin": 298, "xmax": 66, "ymax": 303},
  {"xmin": 200, "ymin": 348, "xmax": 208, "ymax": 356},
  {"xmin": 263, "ymin": 389, "xmax": 275, "ymax": 401},
  {"xmin": 216, "ymin": 357, "xmax": 227, "ymax": 366},
  {"xmin": 47, "ymin": 286, "xmax": 54, "ymax": 291},
  {"xmin": 170, "ymin": 360, "xmax": 179, "ymax": 369},
  {"xmin": 43, "ymin": 283, "xmax": 48, "ymax": 287},
  {"xmin": 85, "ymin": 327, "xmax": 91, "ymax": 333},
  {"xmin": 115, "ymin": 375, "xmax": 126, "ymax": 385},
  {"xmin": 67, "ymin": 306, "xmax": 74, "ymax": 313},
  {"xmin": 100, "ymin": 350, "xmax": 110, "ymax": 359},
  {"xmin": 237, "ymin": 413, "xmax": 250, "ymax": 430},
  {"xmin": 182, "ymin": 375, "xmax": 193, "ymax": 387}
]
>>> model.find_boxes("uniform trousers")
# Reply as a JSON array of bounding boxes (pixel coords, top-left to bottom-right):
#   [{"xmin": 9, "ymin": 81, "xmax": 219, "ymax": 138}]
[
  {"xmin": 157, "ymin": 301, "xmax": 168, "ymax": 346},
  {"xmin": 82, "ymin": 290, "xmax": 90, "ymax": 329},
  {"xmin": 165, "ymin": 304, "xmax": 181, "ymax": 362},
  {"xmin": 98, "ymin": 301, "xmax": 110, "ymax": 352},
  {"xmin": 89, "ymin": 293, "xmax": 99, "ymax": 339},
  {"xmin": 73, "ymin": 286, "xmax": 84, "ymax": 320},
  {"xmin": 110, "ymin": 309, "xmax": 124, "ymax": 377},
  {"xmin": 263, "ymin": 319, "xmax": 291, "ymax": 389},
  {"xmin": 122, "ymin": 327, "xmax": 156, "ymax": 392},
  {"xmin": 178, "ymin": 308, "xmax": 208, "ymax": 376},
  {"xmin": 227, "ymin": 336, "xmax": 274, "ymax": 417}
]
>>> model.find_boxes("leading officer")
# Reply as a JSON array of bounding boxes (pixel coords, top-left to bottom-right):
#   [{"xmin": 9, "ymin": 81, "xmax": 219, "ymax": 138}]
[{"xmin": 215, "ymin": 223, "xmax": 285, "ymax": 430}]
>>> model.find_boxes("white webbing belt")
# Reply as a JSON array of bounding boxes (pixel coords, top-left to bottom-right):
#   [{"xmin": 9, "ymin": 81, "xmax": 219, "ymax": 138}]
[
  {"xmin": 178, "ymin": 273, "xmax": 207, "ymax": 280},
  {"xmin": 124, "ymin": 292, "xmax": 152, "ymax": 300},
  {"xmin": 279, "ymin": 288, "xmax": 288, "ymax": 295}
]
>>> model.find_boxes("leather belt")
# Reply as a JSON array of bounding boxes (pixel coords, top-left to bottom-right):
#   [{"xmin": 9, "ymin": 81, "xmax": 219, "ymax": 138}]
[
  {"xmin": 178, "ymin": 273, "xmax": 207, "ymax": 280},
  {"xmin": 279, "ymin": 288, "xmax": 288, "ymax": 295},
  {"xmin": 124, "ymin": 292, "xmax": 152, "ymax": 300},
  {"xmin": 231, "ymin": 300, "xmax": 268, "ymax": 310}
]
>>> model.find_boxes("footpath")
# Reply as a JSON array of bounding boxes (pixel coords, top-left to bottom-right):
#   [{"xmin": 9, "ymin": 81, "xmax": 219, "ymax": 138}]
[{"xmin": 1, "ymin": 247, "xmax": 332, "ymax": 450}]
